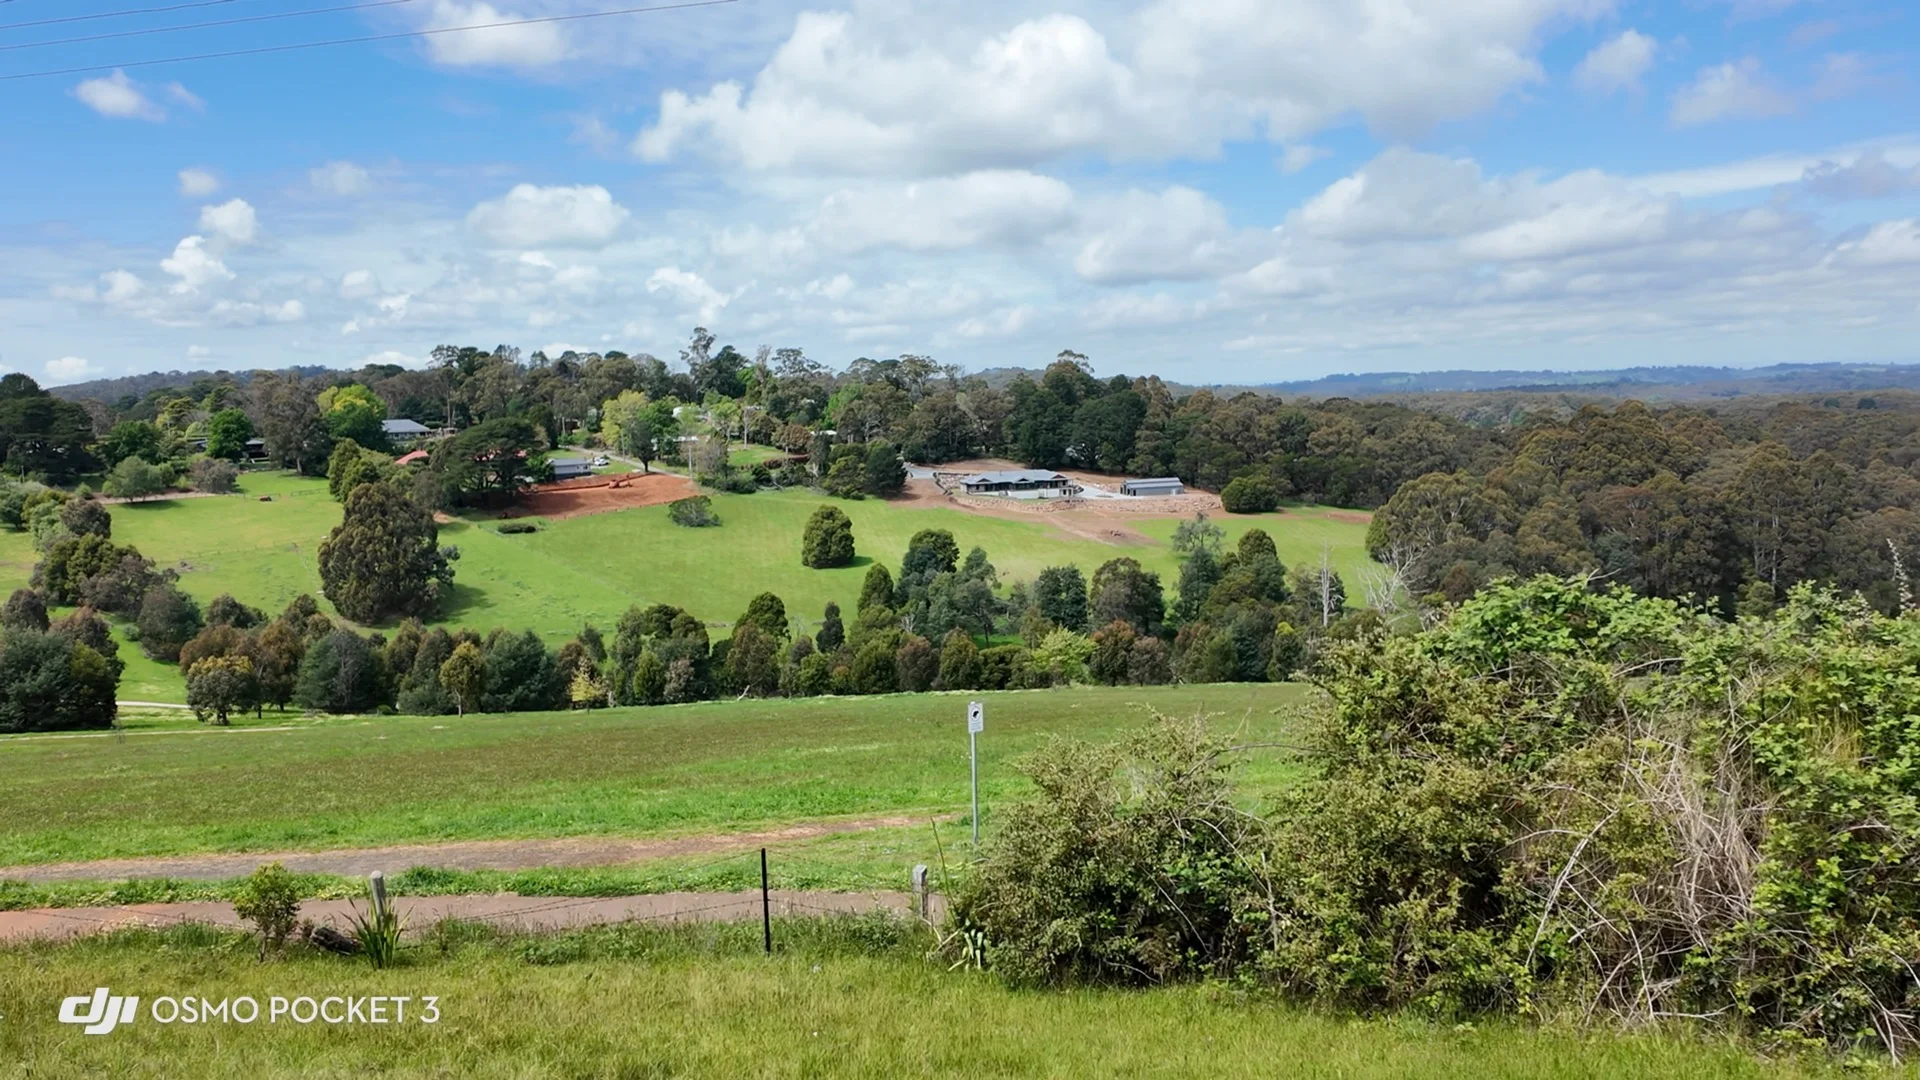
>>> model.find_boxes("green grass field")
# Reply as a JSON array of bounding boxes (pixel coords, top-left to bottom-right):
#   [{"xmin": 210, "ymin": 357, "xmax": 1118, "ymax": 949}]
[
  {"xmin": 0, "ymin": 920, "xmax": 1843, "ymax": 1079},
  {"xmin": 0, "ymin": 469, "xmax": 1372, "ymax": 701},
  {"xmin": 0, "ymin": 684, "xmax": 1306, "ymax": 868}
]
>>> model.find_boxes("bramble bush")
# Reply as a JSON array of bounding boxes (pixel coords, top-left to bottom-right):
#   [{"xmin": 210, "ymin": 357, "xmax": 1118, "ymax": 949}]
[{"xmin": 954, "ymin": 575, "xmax": 1920, "ymax": 1057}]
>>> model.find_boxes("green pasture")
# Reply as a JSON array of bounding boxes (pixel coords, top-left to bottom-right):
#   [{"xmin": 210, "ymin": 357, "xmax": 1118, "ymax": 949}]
[
  {"xmin": 0, "ymin": 920, "xmax": 1842, "ymax": 1079},
  {"xmin": 0, "ymin": 470, "xmax": 1371, "ymax": 702},
  {"xmin": 0, "ymin": 684, "xmax": 1307, "ymax": 868}
]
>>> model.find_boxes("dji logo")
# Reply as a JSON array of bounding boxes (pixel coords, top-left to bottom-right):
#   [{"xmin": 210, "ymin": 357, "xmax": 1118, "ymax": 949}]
[{"xmin": 59, "ymin": 988, "xmax": 140, "ymax": 1036}]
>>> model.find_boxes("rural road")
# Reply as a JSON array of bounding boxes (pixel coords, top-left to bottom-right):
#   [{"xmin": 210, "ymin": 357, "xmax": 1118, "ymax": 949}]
[
  {"xmin": 0, "ymin": 889, "xmax": 945, "ymax": 943},
  {"xmin": 1, "ymin": 815, "xmax": 935, "ymax": 883}
]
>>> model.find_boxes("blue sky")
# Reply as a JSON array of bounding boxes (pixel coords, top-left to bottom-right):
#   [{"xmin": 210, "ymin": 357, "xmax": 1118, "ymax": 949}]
[{"xmin": 2, "ymin": 0, "xmax": 1917, "ymax": 386}]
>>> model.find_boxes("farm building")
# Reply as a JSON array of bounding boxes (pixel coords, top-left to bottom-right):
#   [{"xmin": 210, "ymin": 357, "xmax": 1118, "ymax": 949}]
[
  {"xmin": 548, "ymin": 456, "xmax": 593, "ymax": 481},
  {"xmin": 1121, "ymin": 477, "xmax": 1185, "ymax": 497},
  {"xmin": 961, "ymin": 469, "xmax": 1074, "ymax": 499},
  {"xmin": 381, "ymin": 418, "xmax": 432, "ymax": 443}
]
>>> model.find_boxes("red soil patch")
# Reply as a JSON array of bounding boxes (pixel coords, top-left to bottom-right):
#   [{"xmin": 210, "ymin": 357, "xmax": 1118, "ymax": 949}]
[{"xmin": 514, "ymin": 471, "xmax": 699, "ymax": 520}]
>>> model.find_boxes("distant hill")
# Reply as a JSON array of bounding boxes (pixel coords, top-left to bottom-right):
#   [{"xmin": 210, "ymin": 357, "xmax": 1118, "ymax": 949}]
[
  {"xmin": 976, "ymin": 361, "xmax": 1920, "ymax": 401},
  {"xmin": 1253, "ymin": 362, "xmax": 1920, "ymax": 400},
  {"xmin": 50, "ymin": 359, "xmax": 1920, "ymax": 407},
  {"xmin": 47, "ymin": 366, "xmax": 331, "ymax": 403}
]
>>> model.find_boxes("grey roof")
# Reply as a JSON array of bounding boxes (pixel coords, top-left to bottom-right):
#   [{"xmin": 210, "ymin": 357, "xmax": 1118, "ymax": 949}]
[
  {"xmin": 1124, "ymin": 477, "xmax": 1183, "ymax": 487},
  {"xmin": 963, "ymin": 469, "xmax": 1069, "ymax": 485},
  {"xmin": 549, "ymin": 456, "xmax": 591, "ymax": 466},
  {"xmin": 382, "ymin": 418, "xmax": 431, "ymax": 435}
]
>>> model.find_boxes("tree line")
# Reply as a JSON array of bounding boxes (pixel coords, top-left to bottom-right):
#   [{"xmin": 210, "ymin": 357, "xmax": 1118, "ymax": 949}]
[
  {"xmin": 60, "ymin": 515, "xmax": 1356, "ymax": 725},
  {"xmin": 1365, "ymin": 398, "xmax": 1920, "ymax": 615}
]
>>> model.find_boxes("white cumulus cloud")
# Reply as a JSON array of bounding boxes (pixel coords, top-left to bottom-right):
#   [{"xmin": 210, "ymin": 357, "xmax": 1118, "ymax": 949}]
[
  {"xmin": 160, "ymin": 236, "xmax": 234, "ymax": 292},
  {"xmin": 72, "ymin": 71, "xmax": 165, "ymax": 121},
  {"xmin": 810, "ymin": 171, "xmax": 1075, "ymax": 252},
  {"xmin": 44, "ymin": 356, "xmax": 97, "ymax": 383},
  {"xmin": 424, "ymin": 1, "xmax": 569, "ymax": 68},
  {"xmin": 467, "ymin": 184, "xmax": 631, "ymax": 249},
  {"xmin": 198, "ymin": 199, "xmax": 260, "ymax": 246},
  {"xmin": 310, "ymin": 161, "xmax": 371, "ymax": 197},
  {"xmin": 637, "ymin": 3, "xmax": 1601, "ymax": 177},
  {"xmin": 1671, "ymin": 58, "xmax": 1794, "ymax": 127},
  {"xmin": 646, "ymin": 266, "xmax": 732, "ymax": 324},
  {"xmin": 1074, "ymin": 186, "xmax": 1244, "ymax": 285},
  {"xmin": 178, "ymin": 168, "xmax": 221, "ymax": 197},
  {"xmin": 1574, "ymin": 30, "xmax": 1657, "ymax": 96}
]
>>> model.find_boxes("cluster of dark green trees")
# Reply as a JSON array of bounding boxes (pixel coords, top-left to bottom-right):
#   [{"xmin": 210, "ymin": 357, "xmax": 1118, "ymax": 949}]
[
  {"xmin": 154, "ymin": 518, "xmax": 1353, "ymax": 720},
  {"xmin": 0, "ymin": 588, "xmax": 120, "ymax": 733},
  {"xmin": 18, "ymin": 490, "xmax": 211, "ymax": 668},
  {"xmin": 165, "ymin": 592, "xmax": 579, "ymax": 723},
  {"xmin": 581, "ymin": 521, "xmax": 1351, "ymax": 709},
  {"xmin": 1366, "ymin": 398, "xmax": 1920, "ymax": 614}
]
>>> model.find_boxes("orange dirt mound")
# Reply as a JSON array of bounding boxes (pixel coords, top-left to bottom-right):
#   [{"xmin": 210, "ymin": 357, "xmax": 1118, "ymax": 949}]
[{"xmin": 517, "ymin": 471, "xmax": 699, "ymax": 520}]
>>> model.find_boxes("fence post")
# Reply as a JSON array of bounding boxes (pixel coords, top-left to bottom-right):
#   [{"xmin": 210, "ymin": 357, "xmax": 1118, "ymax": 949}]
[
  {"xmin": 911, "ymin": 864, "xmax": 929, "ymax": 920},
  {"xmin": 760, "ymin": 848, "xmax": 772, "ymax": 955},
  {"xmin": 369, "ymin": 870, "xmax": 388, "ymax": 922}
]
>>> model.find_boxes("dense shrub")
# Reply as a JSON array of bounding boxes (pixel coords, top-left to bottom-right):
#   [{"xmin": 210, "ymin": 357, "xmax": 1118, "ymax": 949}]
[
  {"xmin": 58, "ymin": 497, "xmax": 112, "ymax": 541},
  {"xmin": 952, "ymin": 715, "xmax": 1265, "ymax": 985},
  {"xmin": 136, "ymin": 583, "xmax": 204, "ymax": 662},
  {"xmin": 318, "ymin": 481, "xmax": 455, "ymax": 622},
  {"xmin": 232, "ymin": 862, "xmax": 302, "ymax": 958},
  {"xmin": 950, "ymin": 576, "xmax": 1920, "ymax": 1056},
  {"xmin": 800, "ymin": 504, "xmax": 855, "ymax": 568},
  {"xmin": 0, "ymin": 626, "xmax": 118, "ymax": 733},
  {"xmin": 294, "ymin": 628, "xmax": 384, "ymax": 714},
  {"xmin": 103, "ymin": 457, "xmax": 168, "ymax": 501},
  {"xmin": 187, "ymin": 654, "xmax": 259, "ymax": 725},
  {"xmin": 497, "ymin": 522, "xmax": 538, "ymax": 535},
  {"xmin": 206, "ymin": 593, "xmax": 266, "ymax": 629},
  {"xmin": 667, "ymin": 495, "xmax": 719, "ymax": 527},
  {"xmin": 1, "ymin": 588, "xmax": 49, "ymax": 632},
  {"xmin": 189, "ymin": 456, "xmax": 239, "ymax": 494},
  {"xmin": 1220, "ymin": 474, "xmax": 1279, "ymax": 514},
  {"xmin": 480, "ymin": 629, "xmax": 562, "ymax": 713}
]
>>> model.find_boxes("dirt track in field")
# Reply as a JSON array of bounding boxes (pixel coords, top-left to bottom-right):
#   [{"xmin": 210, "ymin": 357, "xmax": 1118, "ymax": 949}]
[
  {"xmin": 0, "ymin": 889, "xmax": 941, "ymax": 942},
  {"xmin": 0, "ymin": 815, "xmax": 933, "ymax": 884}
]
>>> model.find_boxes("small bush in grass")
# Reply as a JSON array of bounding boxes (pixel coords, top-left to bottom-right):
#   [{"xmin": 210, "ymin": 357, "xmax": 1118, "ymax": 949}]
[
  {"xmin": 667, "ymin": 495, "xmax": 720, "ymax": 527},
  {"xmin": 232, "ymin": 862, "xmax": 302, "ymax": 959},
  {"xmin": 497, "ymin": 521, "xmax": 538, "ymax": 535}
]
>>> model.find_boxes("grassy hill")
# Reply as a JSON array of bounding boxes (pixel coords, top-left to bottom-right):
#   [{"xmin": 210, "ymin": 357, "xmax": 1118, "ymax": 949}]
[
  {"xmin": 0, "ymin": 684, "xmax": 1305, "ymax": 868},
  {"xmin": 0, "ymin": 470, "xmax": 1373, "ymax": 702}
]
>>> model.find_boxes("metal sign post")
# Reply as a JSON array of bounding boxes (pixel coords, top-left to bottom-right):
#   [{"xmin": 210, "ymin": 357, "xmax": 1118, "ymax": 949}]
[{"xmin": 967, "ymin": 701, "xmax": 984, "ymax": 849}]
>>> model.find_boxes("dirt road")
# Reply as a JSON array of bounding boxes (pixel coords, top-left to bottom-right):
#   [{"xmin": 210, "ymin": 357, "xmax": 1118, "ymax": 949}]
[{"xmin": 0, "ymin": 889, "xmax": 942, "ymax": 942}]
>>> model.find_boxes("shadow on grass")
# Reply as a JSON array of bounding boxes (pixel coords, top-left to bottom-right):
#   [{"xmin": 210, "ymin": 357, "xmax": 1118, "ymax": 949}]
[{"xmin": 434, "ymin": 581, "xmax": 497, "ymax": 625}]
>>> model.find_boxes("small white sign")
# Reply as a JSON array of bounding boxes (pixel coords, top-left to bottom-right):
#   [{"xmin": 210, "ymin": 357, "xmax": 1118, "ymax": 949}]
[{"xmin": 967, "ymin": 701, "xmax": 984, "ymax": 734}]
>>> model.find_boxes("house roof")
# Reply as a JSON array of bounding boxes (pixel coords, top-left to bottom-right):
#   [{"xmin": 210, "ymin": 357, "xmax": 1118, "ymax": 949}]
[
  {"xmin": 549, "ymin": 456, "xmax": 591, "ymax": 467},
  {"xmin": 1125, "ymin": 477, "xmax": 1183, "ymax": 486},
  {"xmin": 962, "ymin": 469, "xmax": 1069, "ymax": 485},
  {"xmin": 382, "ymin": 418, "xmax": 431, "ymax": 435}
]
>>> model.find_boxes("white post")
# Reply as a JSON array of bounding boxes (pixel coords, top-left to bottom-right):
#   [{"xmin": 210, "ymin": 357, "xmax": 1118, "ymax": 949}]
[
  {"xmin": 911, "ymin": 864, "xmax": 929, "ymax": 920},
  {"xmin": 967, "ymin": 701, "xmax": 984, "ymax": 850}
]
